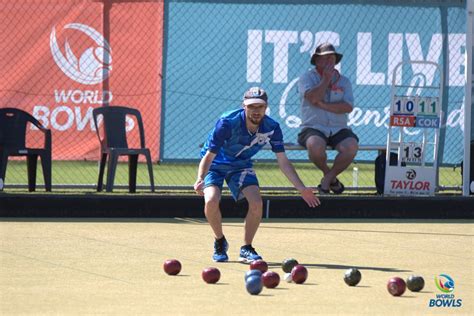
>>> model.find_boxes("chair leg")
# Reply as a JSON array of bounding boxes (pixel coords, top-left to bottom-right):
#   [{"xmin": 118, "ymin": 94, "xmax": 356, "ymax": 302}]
[
  {"xmin": 106, "ymin": 152, "xmax": 119, "ymax": 192},
  {"xmin": 97, "ymin": 153, "xmax": 107, "ymax": 192},
  {"xmin": 27, "ymin": 154, "xmax": 38, "ymax": 192},
  {"xmin": 128, "ymin": 154, "xmax": 138, "ymax": 193},
  {"xmin": 0, "ymin": 151, "xmax": 8, "ymax": 191},
  {"xmin": 40, "ymin": 152, "xmax": 52, "ymax": 192},
  {"xmin": 144, "ymin": 150, "xmax": 155, "ymax": 192}
]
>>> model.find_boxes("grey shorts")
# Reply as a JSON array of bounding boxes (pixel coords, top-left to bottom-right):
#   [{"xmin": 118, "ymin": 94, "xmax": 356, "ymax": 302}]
[{"xmin": 297, "ymin": 127, "xmax": 359, "ymax": 149}]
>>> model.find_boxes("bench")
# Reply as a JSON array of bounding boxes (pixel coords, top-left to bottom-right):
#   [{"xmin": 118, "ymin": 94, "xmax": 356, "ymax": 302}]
[
  {"xmin": 199, "ymin": 142, "xmax": 386, "ymax": 155},
  {"xmin": 263, "ymin": 142, "xmax": 386, "ymax": 155}
]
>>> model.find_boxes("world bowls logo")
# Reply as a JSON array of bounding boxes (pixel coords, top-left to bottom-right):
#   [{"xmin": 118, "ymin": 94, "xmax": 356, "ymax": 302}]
[
  {"xmin": 50, "ymin": 23, "xmax": 112, "ymax": 85},
  {"xmin": 435, "ymin": 274, "xmax": 455, "ymax": 293}
]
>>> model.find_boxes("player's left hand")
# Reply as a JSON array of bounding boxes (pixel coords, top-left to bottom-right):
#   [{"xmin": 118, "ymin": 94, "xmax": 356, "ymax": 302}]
[{"xmin": 299, "ymin": 187, "xmax": 320, "ymax": 207}]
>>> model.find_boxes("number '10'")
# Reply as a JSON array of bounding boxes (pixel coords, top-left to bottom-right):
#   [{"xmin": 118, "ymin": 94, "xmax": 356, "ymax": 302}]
[{"xmin": 395, "ymin": 99, "xmax": 414, "ymax": 112}]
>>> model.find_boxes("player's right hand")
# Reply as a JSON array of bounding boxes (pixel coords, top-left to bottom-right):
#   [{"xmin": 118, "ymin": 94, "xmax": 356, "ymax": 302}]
[{"xmin": 194, "ymin": 179, "xmax": 204, "ymax": 196}]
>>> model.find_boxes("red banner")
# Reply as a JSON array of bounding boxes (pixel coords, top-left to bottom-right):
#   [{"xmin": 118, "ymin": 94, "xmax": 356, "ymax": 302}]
[
  {"xmin": 0, "ymin": 0, "xmax": 163, "ymax": 161},
  {"xmin": 389, "ymin": 115, "xmax": 416, "ymax": 127}
]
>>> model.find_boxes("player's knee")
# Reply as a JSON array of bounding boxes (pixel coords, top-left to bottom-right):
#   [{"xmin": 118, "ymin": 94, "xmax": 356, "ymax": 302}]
[
  {"xmin": 247, "ymin": 198, "xmax": 263, "ymax": 214},
  {"xmin": 205, "ymin": 196, "xmax": 220, "ymax": 209}
]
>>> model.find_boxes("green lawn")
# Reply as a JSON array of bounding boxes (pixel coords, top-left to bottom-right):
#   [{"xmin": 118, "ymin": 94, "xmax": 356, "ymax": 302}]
[{"xmin": 1, "ymin": 160, "xmax": 462, "ymax": 194}]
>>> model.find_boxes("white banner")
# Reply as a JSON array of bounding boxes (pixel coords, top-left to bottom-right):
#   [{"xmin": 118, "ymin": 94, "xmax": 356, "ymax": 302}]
[{"xmin": 384, "ymin": 166, "xmax": 436, "ymax": 196}]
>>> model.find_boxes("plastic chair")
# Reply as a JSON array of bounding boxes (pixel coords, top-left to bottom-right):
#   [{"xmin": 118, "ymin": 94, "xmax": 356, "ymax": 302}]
[
  {"xmin": 0, "ymin": 108, "xmax": 52, "ymax": 192},
  {"xmin": 92, "ymin": 106, "xmax": 155, "ymax": 193}
]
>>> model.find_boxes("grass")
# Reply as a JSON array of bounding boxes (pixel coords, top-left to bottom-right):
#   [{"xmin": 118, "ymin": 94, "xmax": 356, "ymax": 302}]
[{"xmin": 1, "ymin": 160, "xmax": 463, "ymax": 194}]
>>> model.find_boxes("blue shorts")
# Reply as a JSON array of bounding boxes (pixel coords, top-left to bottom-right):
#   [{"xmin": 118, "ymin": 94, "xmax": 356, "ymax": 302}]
[{"xmin": 204, "ymin": 167, "xmax": 259, "ymax": 201}]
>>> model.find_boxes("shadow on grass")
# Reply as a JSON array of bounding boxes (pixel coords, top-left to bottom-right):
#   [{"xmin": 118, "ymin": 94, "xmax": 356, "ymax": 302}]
[
  {"xmin": 265, "ymin": 261, "xmax": 411, "ymax": 273},
  {"xmin": 256, "ymin": 224, "xmax": 473, "ymax": 237},
  {"xmin": 303, "ymin": 263, "xmax": 412, "ymax": 273}
]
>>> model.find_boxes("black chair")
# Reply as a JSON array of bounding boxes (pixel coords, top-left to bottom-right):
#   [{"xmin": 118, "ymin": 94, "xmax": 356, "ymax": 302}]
[
  {"xmin": 0, "ymin": 108, "xmax": 52, "ymax": 192},
  {"xmin": 92, "ymin": 106, "xmax": 155, "ymax": 193}
]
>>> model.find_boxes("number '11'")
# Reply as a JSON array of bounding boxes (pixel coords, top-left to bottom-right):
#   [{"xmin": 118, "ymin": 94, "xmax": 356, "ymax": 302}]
[{"xmin": 419, "ymin": 100, "xmax": 436, "ymax": 113}]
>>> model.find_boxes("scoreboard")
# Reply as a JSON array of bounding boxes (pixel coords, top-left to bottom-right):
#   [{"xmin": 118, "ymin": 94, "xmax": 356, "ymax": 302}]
[
  {"xmin": 384, "ymin": 61, "xmax": 442, "ymax": 196},
  {"xmin": 390, "ymin": 96, "xmax": 440, "ymax": 128}
]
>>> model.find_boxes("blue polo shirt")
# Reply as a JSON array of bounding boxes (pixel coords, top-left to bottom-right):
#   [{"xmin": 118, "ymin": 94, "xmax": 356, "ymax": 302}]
[{"xmin": 201, "ymin": 108, "xmax": 285, "ymax": 170}]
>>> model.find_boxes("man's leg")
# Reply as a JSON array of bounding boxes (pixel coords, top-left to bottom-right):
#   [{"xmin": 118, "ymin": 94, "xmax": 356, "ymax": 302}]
[
  {"xmin": 306, "ymin": 135, "xmax": 331, "ymax": 189},
  {"xmin": 323, "ymin": 137, "xmax": 359, "ymax": 186},
  {"xmin": 241, "ymin": 185, "xmax": 263, "ymax": 245},
  {"xmin": 203, "ymin": 185, "xmax": 223, "ymax": 239}
]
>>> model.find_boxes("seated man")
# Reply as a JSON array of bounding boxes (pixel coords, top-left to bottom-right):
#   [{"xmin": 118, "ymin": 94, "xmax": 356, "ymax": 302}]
[{"xmin": 297, "ymin": 43, "xmax": 359, "ymax": 194}]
